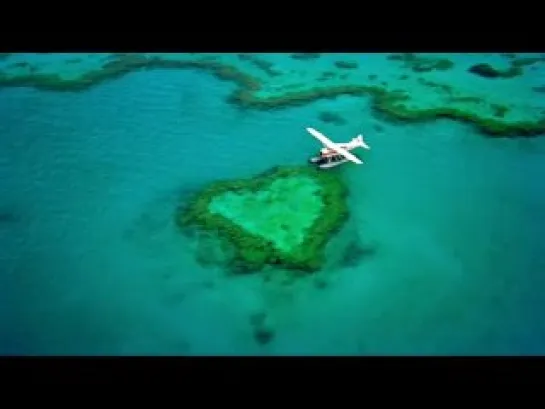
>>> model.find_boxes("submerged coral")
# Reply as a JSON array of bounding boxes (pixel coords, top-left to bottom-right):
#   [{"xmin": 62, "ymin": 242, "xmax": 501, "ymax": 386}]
[
  {"xmin": 334, "ymin": 60, "xmax": 359, "ymax": 69},
  {"xmin": 1, "ymin": 54, "xmax": 544, "ymax": 137},
  {"xmin": 468, "ymin": 57, "xmax": 545, "ymax": 79},
  {"xmin": 468, "ymin": 63, "xmax": 521, "ymax": 79},
  {"xmin": 237, "ymin": 54, "xmax": 281, "ymax": 77},
  {"xmin": 249, "ymin": 312, "xmax": 275, "ymax": 345},
  {"xmin": 177, "ymin": 166, "xmax": 349, "ymax": 273},
  {"xmin": 318, "ymin": 110, "xmax": 346, "ymax": 125},
  {"xmin": 388, "ymin": 53, "xmax": 454, "ymax": 72}
]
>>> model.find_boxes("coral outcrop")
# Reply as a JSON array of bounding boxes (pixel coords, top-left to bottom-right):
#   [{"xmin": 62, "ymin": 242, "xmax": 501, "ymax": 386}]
[
  {"xmin": 177, "ymin": 166, "xmax": 349, "ymax": 273},
  {"xmin": 1, "ymin": 53, "xmax": 544, "ymax": 137}
]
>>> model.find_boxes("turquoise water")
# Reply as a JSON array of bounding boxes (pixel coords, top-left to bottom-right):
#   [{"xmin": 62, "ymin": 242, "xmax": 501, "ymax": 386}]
[{"xmin": 2, "ymin": 56, "xmax": 545, "ymax": 355}]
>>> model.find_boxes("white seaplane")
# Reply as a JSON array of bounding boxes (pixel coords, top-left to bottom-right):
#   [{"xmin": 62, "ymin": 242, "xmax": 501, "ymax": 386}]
[{"xmin": 306, "ymin": 127, "xmax": 371, "ymax": 169}]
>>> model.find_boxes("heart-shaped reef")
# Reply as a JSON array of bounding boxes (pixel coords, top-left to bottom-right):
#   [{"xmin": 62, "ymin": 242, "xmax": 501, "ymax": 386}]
[{"xmin": 176, "ymin": 166, "xmax": 349, "ymax": 273}]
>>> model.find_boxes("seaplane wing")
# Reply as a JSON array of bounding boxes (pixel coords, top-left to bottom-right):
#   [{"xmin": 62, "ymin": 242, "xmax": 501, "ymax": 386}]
[{"xmin": 306, "ymin": 127, "xmax": 363, "ymax": 165}]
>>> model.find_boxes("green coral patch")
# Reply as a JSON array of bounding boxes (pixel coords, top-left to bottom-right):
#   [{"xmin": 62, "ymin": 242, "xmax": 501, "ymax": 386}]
[
  {"xmin": 208, "ymin": 176, "xmax": 323, "ymax": 253},
  {"xmin": 468, "ymin": 57, "xmax": 545, "ymax": 79},
  {"xmin": 2, "ymin": 53, "xmax": 544, "ymax": 137},
  {"xmin": 177, "ymin": 166, "xmax": 349, "ymax": 273}
]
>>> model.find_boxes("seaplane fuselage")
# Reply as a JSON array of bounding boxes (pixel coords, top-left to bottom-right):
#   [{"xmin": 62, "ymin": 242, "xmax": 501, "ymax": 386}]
[{"xmin": 306, "ymin": 127, "xmax": 370, "ymax": 169}]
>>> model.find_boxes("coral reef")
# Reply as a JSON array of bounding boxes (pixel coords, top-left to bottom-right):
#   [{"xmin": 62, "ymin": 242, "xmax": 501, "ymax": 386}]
[
  {"xmin": 253, "ymin": 326, "xmax": 275, "ymax": 345},
  {"xmin": 511, "ymin": 56, "xmax": 545, "ymax": 68},
  {"xmin": 318, "ymin": 110, "xmax": 346, "ymax": 125},
  {"xmin": 177, "ymin": 166, "xmax": 349, "ymax": 273},
  {"xmin": 417, "ymin": 78, "xmax": 453, "ymax": 94},
  {"xmin": 388, "ymin": 53, "xmax": 454, "ymax": 72},
  {"xmin": 334, "ymin": 60, "xmax": 359, "ymax": 69},
  {"xmin": 468, "ymin": 58, "xmax": 545, "ymax": 79},
  {"xmin": 491, "ymin": 104, "xmax": 509, "ymax": 118},
  {"xmin": 237, "ymin": 54, "xmax": 281, "ymax": 77},
  {"xmin": 468, "ymin": 63, "xmax": 521, "ymax": 79},
  {"xmin": 340, "ymin": 239, "xmax": 376, "ymax": 268},
  {"xmin": 290, "ymin": 53, "xmax": 321, "ymax": 60},
  {"xmin": 0, "ymin": 56, "xmax": 260, "ymax": 93},
  {"xmin": 249, "ymin": 312, "xmax": 275, "ymax": 345},
  {"xmin": 313, "ymin": 277, "xmax": 328, "ymax": 289},
  {"xmin": 318, "ymin": 71, "xmax": 337, "ymax": 81},
  {"xmin": 1, "ymin": 53, "xmax": 544, "ymax": 137},
  {"xmin": 372, "ymin": 93, "xmax": 545, "ymax": 137}
]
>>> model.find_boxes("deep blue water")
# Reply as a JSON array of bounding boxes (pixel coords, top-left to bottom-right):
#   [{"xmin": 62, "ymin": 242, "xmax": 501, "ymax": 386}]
[{"xmin": 1, "ymin": 59, "xmax": 545, "ymax": 355}]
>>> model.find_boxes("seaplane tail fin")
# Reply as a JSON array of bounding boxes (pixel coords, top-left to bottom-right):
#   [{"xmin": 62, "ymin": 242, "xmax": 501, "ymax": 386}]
[{"xmin": 355, "ymin": 134, "xmax": 370, "ymax": 150}]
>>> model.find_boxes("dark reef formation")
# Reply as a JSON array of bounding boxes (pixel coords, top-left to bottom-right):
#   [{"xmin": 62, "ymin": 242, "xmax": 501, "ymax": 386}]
[
  {"xmin": 1, "ymin": 54, "xmax": 544, "ymax": 137},
  {"xmin": 340, "ymin": 239, "xmax": 376, "ymax": 268},
  {"xmin": 512, "ymin": 56, "xmax": 545, "ymax": 68},
  {"xmin": 318, "ymin": 71, "xmax": 337, "ymax": 81},
  {"xmin": 318, "ymin": 110, "xmax": 346, "ymax": 125},
  {"xmin": 491, "ymin": 104, "xmax": 509, "ymax": 118},
  {"xmin": 468, "ymin": 63, "xmax": 521, "ymax": 79},
  {"xmin": 417, "ymin": 78, "xmax": 453, "ymax": 94},
  {"xmin": 334, "ymin": 60, "xmax": 359, "ymax": 69},
  {"xmin": 468, "ymin": 57, "xmax": 545, "ymax": 79},
  {"xmin": 237, "ymin": 54, "xmax": 281, "ymax": 77},
  {"xmin": 388, "ymin": 53, "xmax": 454, "ymax": 72},
  {"xmin": 249, "ymin": 312, "xmax": 275, "ymax": 345}
]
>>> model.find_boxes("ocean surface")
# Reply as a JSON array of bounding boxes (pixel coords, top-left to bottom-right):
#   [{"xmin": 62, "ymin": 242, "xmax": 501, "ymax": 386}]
[{"xmin": 1, "ymin": 55, "xmax": 545, "ymax": 355}]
